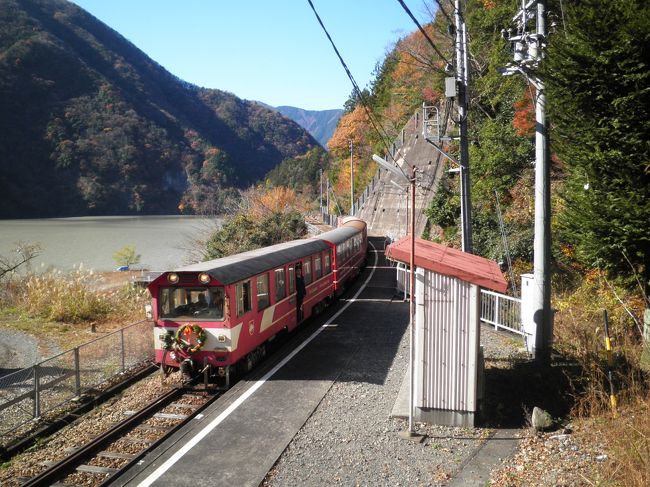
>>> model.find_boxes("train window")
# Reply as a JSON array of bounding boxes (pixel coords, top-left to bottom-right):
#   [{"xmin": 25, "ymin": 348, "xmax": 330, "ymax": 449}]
[
  {"xmin": 288, "ymin": 265, "xmax": 295, "ymax": 294},
  {"xmin": 275, "ymin": 268, "xmax": 286, "ymax": 301},
  {"xmin": 236, "ymin": 280, "xmax": 252, "ymax": 317},
  {"xmin": 314, "ymin": 255, "xmax": 322, "ymax": 279},
  {"xmin": 303, "ymin": 261, "xmax": 312, "ymax": 284},
  {"xmin": 324, "ymin": 252, "xmax": 331, "ymax": 274},
  {"xmin": 257, "ymin": 273, "xmax": 270, "ymax": 310},
  {"xmin": 159, "ymin": 287, "xmax": 224, "ymax": 321}
]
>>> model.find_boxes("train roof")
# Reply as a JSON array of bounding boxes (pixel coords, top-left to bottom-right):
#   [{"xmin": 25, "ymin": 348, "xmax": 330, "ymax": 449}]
[
  {"xmin": 171, "ymin": 238, "xmax": 330, "ymax": 285},
  {"xmin": 317, "ymin": 226, "xmax": 361, "ymax": 245}
]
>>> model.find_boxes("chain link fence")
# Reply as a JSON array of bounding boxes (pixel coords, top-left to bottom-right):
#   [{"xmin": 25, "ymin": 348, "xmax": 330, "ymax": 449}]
[{"xmin": 0, "ymin": 320, "xmax": 153, "ymax": 442}]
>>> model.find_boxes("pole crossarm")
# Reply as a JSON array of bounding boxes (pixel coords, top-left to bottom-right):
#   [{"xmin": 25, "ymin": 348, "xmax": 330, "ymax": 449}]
[
  {"xmin": 424, "ymin": 138, "xmax": 460, "ymax": 167},
  {"xmin": 372, "ymin": 154, "xmax": 410, "ymax": 182}
]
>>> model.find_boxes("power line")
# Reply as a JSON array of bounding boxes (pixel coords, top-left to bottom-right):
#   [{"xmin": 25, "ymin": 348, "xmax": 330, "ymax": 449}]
[
  {"xmin": 396, "ymin": 0, "xmax": 451, "ymax": 66},
  {"xmin": 306, "ymin": 0, "xmax": 396, "ymax": 160}
]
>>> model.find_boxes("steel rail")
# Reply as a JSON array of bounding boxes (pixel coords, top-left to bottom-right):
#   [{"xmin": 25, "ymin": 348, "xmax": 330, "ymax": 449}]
[
  {"xmin": 3, "ymin": 363, "xmax": 158, "ymax": 461},
  {"xmin": 22, "ymin": 385, "xmax": 187, "ymax": 487}
]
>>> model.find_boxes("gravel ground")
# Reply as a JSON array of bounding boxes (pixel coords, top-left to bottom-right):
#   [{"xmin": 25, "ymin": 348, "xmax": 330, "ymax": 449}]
[
  {"xmin": 0, "ymin": 328, "xmax": 41, "ymax": 372},
  {"xmin": 490, "ymin": 427, "xmax": 610, "ymax": 486},
  {"xmin": 263, "ymin": 320, "xmax": 524, "ymax": 487},
  {"xmin": 0, "ymin": 372, "xmax": 181, "ymax": 486}
]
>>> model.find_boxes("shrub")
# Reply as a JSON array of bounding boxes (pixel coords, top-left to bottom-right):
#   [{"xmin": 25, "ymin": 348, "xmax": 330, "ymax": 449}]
[
  {"xmin": 113, "ymin": 245, "xmax": 141, "ymax": 268},
  {"xmin": 553, "ymin": 270, "xmax": 647, "ymax": 416},
  {"xmin": 23, "ymin": 268, "xmax": 112, "ymax": 323}
]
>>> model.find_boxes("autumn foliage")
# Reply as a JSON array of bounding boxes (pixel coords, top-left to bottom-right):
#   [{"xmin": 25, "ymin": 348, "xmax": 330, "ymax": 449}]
[{"xmin": 512, "ymin": 89, "xmax": 535, "ymax": 137}]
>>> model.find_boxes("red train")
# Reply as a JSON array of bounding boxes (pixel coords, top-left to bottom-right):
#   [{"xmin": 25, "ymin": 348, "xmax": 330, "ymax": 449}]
[{"xmin": 147, "ymin": 216, "xmax": 368, "ymax": 386}]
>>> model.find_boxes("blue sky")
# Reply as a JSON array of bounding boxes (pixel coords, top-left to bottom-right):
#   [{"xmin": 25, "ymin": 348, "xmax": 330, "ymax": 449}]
[{"xmin": 69, "ymin": 1, "xmax": 431, "ymax": 111}]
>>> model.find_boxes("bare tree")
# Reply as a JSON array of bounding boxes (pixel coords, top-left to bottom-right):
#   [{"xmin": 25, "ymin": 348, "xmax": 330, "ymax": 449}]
[{"xmin": 0, "ymin": 242, "xmax": 42, "ymax": 279}]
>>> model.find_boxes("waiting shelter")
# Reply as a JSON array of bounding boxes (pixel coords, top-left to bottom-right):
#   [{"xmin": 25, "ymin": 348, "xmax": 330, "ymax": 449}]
[{"xmin": 386, "ymin": 236, "xmax": 507, "ymax": 426}]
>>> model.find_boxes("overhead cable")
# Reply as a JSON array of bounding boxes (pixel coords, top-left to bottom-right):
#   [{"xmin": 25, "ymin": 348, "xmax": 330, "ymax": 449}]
[
  {"xmin": 306, "ymin": 0, "xmax": 399, "ymax": 161},
  {"xmin": 396, "ymin": 0, "xmax": 452, "ymax": 66}
]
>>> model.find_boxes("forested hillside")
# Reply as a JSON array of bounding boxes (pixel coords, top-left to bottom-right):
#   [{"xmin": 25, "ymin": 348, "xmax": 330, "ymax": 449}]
[
  {"xmin": 0, "ymin": 0, "xmax": 318, "ymax": 218},
  {"xmin": 321, "ymin": 0, "xmax": 649, "ymax": 482},
  {"xmin": 325, "ymin": 0, "xmax": 648, "ymax": 290},
  {"xmin": 273, "ymin": 106, "xmax": 342, "ymax": 147}
]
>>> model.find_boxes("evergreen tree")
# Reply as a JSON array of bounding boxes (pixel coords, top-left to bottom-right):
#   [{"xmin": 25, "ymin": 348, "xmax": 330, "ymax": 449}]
[{"xmin": 543, "ymin": 0, "xmax": 650, "ymax": 290}]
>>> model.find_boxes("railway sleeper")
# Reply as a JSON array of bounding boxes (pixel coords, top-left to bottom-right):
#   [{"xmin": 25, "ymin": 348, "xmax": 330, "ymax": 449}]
[
  {"xmin": 76, "ymin": 464, "xmax": 119, "ymax": 475},
  {"xmin": 97, "ymin": 451, "xmax": 136, "ymax": 460}
]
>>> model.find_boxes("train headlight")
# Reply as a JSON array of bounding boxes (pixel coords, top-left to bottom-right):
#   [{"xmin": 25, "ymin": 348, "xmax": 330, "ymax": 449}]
[
  {"xmin": 169, "ymin": 350, "xmax": 178, "ymax": 361},
  {"xmin": 167, "ymin": 273, "xmax": 179, "ymax": 284},
  {"xmin": 217, "ymin": 335, "xmax": 227, "ymax": 343},
  {"xmin": 198, "ymin": 272, "xmax": 211, "ymax": 284}
]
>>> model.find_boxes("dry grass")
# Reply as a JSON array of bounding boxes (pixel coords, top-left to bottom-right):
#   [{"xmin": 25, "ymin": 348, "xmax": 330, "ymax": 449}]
[
  {"xmin": 553, "ymin": 270, "xmax": 649, "ymax": 486},
  {"xmin": 571, "ymin": 396, "xmax": 650, "ymax": 487},
  {"xmin": 0, "ymin": 268, "xmax": 148, "ymax": 333}
]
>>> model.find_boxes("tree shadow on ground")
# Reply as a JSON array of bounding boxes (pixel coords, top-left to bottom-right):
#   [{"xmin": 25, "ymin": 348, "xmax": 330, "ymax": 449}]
[{"xmin": 479, "ymin": 356, "xmax": 583, "ymax": 428}]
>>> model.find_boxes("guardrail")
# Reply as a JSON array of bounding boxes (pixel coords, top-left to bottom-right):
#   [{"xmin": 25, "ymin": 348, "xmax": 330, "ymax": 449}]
[
  {"xmin": 480, "ymin": 289, "xmax": 524, "ymax": 336},
  {"xmin": 0, "ymin": 320, "xmax": 153, "ymax": 440}
]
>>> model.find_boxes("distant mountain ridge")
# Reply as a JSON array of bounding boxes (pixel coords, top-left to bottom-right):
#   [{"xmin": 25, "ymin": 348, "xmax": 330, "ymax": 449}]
[
  {"xmin": 0, "ymin": 0, "xmax": 319, "ymax": 218},
  {"xmin": 273, "ymin": 106, "xmax": 342, "ymax": 148}
]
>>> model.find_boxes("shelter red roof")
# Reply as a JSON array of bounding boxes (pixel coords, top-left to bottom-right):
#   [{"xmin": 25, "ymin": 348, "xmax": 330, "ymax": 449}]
[{"xmin": 385, "ymin": 236, "xmax": 508, "ymax": 293}]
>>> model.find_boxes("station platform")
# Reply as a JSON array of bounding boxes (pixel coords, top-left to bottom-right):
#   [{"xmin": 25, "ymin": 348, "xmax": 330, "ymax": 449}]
[{"xmin": 114, "ymin": 238, "xmax": 407, "ymax": 487}]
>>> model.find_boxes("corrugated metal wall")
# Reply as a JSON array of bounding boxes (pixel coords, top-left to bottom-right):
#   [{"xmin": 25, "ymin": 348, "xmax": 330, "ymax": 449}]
[{"xmin": 415, "ymin": 268, "xmax": 479, "ymax": 413}]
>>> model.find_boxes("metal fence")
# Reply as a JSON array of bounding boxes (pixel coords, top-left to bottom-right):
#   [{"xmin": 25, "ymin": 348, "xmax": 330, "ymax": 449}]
[
  {"xmin": 351, "ymin": 169, "xmax": 380, "ymax": 217},
  {"xmin": 321, "ymin": 212, "xmax": 338, "ymax": 227},
  {"xmin": 0, "ymin": 320, "xmax": 153, "ymax": 440},
  {"xmin": 479, "ymin": 289, "xmax": 524, "ymax": 336},
  {"xmin": 395, "ymin": 262, "xmax": 410, "ymax": 299}
]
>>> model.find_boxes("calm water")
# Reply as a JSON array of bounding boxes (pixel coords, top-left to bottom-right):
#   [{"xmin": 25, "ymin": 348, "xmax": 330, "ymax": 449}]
[{"xmin": 0, "ymin": 216, "xmax": 221, "ymax": 272}]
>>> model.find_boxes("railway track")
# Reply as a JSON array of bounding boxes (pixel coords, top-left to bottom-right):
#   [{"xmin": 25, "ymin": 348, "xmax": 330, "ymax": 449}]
[
  {"xmin": 19, "ymin": 383, "xmax": 219, "ymax": 487},
  {"xmin": 3, "ymin": 363, "xmax": 159, "ymax": 461}
]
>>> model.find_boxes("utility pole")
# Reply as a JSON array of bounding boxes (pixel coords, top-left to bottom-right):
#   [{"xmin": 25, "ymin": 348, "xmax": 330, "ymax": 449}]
[
  {"xmin": 372, "ymin": 154, "xmax": 419, "ymax": 439},
  {"xmin": 320, "ymin": 168, "xmax": 323, "ymax": 215},
  {"xmin": 326, "ymin": 178, "xmax": 330, "ymax": 217},
  {"xmin": 454, "ymin": 0, "xmax": 473, "ymax": 253},
  {"xmin": 501, "ymin": 0, "xmax": 551, "ymax": 360},
  {"xmin": 350, "ymin": 140, "xmax": 354, "ymax": 215}
]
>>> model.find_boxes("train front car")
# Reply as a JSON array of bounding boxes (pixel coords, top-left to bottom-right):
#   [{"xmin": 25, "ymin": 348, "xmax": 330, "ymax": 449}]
[
  {"xmin": 147, "ymin": 238, "xmax": 333, "ymax": 387},
  {"xmin": 147, "ymin": 269, "xmax": 231, "ymax": 385}
]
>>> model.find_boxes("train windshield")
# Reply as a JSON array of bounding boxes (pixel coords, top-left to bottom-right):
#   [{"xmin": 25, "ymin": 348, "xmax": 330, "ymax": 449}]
[{"xmin": 159, "ymin": 287, "xmax": 225, "ymax": 321}]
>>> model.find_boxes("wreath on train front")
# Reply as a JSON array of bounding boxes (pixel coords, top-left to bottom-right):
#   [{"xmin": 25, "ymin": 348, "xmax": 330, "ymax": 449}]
[{"xmin": 174, "ymin": 324, "xmax": 207, "ymax": 353}]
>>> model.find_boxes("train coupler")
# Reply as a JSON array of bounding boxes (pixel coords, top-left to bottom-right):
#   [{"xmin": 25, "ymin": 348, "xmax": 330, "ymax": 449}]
[
  {"xmin": 214, "ymin": 366, "xmax": 230, "ymax": 391},
  {"xmin": 180, "ymin": 358, "xmax": 195, "ymax": 382}
]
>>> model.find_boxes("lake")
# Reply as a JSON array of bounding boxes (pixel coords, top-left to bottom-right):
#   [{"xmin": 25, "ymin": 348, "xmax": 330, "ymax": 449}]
[{"xmin": 0, "ymin": 216, "xmax": 221, "ymax": 272}]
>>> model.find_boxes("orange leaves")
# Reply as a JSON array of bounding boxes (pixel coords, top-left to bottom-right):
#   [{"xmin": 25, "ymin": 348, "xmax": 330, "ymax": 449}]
[
  {"xmin": 422, "ymin": 86, "xmax": 442, "ymax": 105},
  {"xmin": 327, "ymin": 106, "xmax": 369, "ymax": 153},
  {"xmin": 392, "ymin": 58, "xmax": 423, "ymax": 84},
  {"xmin": 244, "ymin": 186, "xmax": 310, "ymax": 220},
  {"xmin": 204, "ymin": 147, "xmax": 220, "ymax": 158},
  {"xmin": 513, "ymin": 89, "xmax": 535, "ymax": 137}
]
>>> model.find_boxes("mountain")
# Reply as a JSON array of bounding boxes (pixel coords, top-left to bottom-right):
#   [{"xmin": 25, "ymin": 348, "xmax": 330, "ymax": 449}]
[
  {"xmin": 0, "ymin": 0, "xmax": 319, "ymax": 218},
  {"xmin": 273, "ymin": 106, "xmax": 342, "ymax": 148}
]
